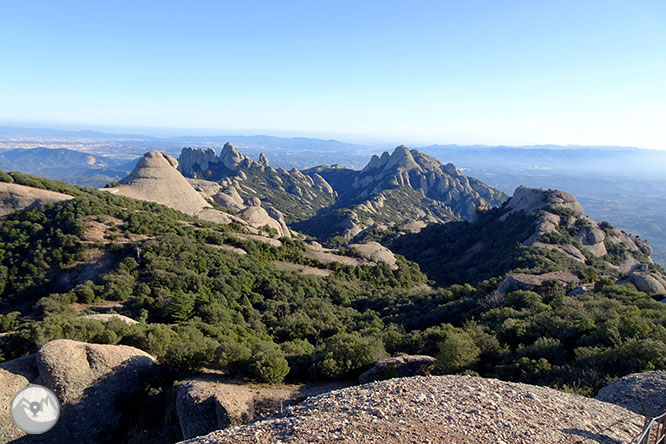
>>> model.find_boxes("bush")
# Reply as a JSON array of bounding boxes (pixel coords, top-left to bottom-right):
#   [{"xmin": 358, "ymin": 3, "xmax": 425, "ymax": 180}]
[
  {"xmin": 248, "ymin": 341, "xmax": 290, "ymax": 383},
  {"xmin": 435, "ymin": 326, "xmax": 480, "ymax": 374},
  {"xmin": 317, "ymin": 332, "xmax": 387, "ymax": 378}
]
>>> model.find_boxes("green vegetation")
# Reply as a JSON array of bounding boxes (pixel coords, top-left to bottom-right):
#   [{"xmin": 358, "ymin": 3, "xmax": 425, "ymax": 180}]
[{"xmin": 1, "ymin": 171, "xmax": 665, "ymax": 395}]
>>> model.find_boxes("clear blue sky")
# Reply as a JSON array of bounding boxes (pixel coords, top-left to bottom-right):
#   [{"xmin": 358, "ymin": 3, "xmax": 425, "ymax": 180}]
[{"xmin": 1, "ymin": 0, "xmax": 665, "ymax": 148}]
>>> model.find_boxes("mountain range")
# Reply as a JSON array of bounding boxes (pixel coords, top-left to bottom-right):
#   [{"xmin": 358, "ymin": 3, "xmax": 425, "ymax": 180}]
[{"xmin": 1, "ymin": 143, "xmax": 666, "ymax": 443}]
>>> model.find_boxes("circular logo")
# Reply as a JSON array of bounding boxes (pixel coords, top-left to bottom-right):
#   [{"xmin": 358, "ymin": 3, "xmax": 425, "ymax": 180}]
[{"xmin": 10, "ymin": 385, "xmax": 60, "ymax": 434}]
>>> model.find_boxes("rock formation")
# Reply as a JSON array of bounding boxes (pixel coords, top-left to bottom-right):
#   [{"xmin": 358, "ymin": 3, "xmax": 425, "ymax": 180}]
[
  {"xmin": 176, "ymin": 375, "xmax": 343, "ymax": 440},
  {"xmin": 358, "ymin": 355, "xmax": 436, "ymax": 384},
  {"xmin": 347, "ymin": 242, "xmax": 398, "ymax": 269},
  {"xmin": 352, "ymin": 146, "xmax": 506, "ymax": 221},
  {"xmin": 0, "ymin": 340, "xmax": 155, "ymax": 443},
  {"xmin": 178, "ymin": 375, "xmax": 643, "ymax": 444},
  {"xmin": 103, "ymin": 151, "xmax": 221, "ymax": 218},
  {"xmin": 502, "ymin": 186, "xmax": 664, "ymax": 284},
  {"xmin": 0, "ymin": 182, "xmax": 73, "ymax": 216},
  {"xmin": 596, "ymin": 371, "xmax": 666, "ymax": 417}
]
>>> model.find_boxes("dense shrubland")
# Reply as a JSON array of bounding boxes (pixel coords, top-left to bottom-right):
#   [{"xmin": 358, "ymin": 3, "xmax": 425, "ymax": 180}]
[{"xmin": 1, "ymin": 171, "xmax": 666, "ymax": 395}]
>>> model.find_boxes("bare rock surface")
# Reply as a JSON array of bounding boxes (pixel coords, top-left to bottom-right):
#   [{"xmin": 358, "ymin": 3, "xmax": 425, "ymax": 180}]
[
  {"xmin": 0, "ymin": 182, "xmax": 73, "ymax": 216},
  {"xmin": 37, "ymin": 339, "xmax": 155, "ymax": 404},
  {"xmin": 348, "ymin": 242, "xmax": 398, "ymax": 269},
  {"xmin": 0, "ymin": 369, "xmax": 30, "ymax": 442},
  {"xmin": 502, "ymin": 186, "xmax": 583, "ymax": 221},
  {"xmin": 596, "ymin": 371, "xmax": 666, "ymax": 417},
  {"xmin": 78, "ymin": 313, "xmax": 139, "ymax": 325},
  {"xmin": 176, "ymin": 375, "xmax": 346, "ymax": 440},
  {"xmin": 103, "ymin": 151, "xmax": 213, "ymax": 215},
  {"xmin": 0, "ymin": 340, "xmax": 156, "ymax": 443},
  {"xmin": 179, "ymin": 375, "xmax": 643, "ymax": 444},
  {"xmin": 359, "ymin": 355, "xmax": 435, "ymax": 384}
]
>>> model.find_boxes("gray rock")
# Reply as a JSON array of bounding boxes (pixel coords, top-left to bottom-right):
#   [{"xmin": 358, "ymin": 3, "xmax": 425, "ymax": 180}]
[
  {"xmin": 359, "ymin": 355, "xmax": 436, "ymax": 384},
  {"xmin": 0, "ymin": 182, "xmax": 73, "ymax": 217},
  {"xmin": 596, "ymin": 371, "xmax": 666, "ymax": 417},
  {"xmin": 630, "ymin": 272, "xmax": 666, "ymax": 294}
]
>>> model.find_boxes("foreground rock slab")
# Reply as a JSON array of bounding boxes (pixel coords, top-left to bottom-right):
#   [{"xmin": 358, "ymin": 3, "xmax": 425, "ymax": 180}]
[
  {"xmin": 179, "ymin": 375, "xmax": 643, "ymax": 444},
  {"xmin": 0, "ymin": 339, "xmax": 155, "ymax": 444}
]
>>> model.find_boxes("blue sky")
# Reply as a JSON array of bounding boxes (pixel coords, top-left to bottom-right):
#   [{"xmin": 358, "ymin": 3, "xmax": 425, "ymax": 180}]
[{"xmin": 1, "ymin": 0, "xmax": 665, "ymax": 148}]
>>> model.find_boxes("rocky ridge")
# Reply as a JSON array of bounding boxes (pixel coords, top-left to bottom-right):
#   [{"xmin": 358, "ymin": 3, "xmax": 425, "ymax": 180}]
[
  {"xmin": 102, "ymin": 151, "xmax": 290, "ymax": 237},
  {"xmin": 0, "ymin": 182, "xmax": 73, "ymax": 216},
  {"xmin": 179, "ymin": 375, "xmax": 644, "ymax": 444},
  {"xmin": 503, "ymin": 186, "xmax": 666, "ymax": 293}
]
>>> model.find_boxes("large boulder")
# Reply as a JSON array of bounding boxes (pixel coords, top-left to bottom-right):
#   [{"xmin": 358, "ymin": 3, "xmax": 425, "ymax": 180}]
[
  {"xmin": 629, "ymin": 272, "xmax": 666, "ymax": 295},
  {"xmin": 359, "ymin": 355, "xmax": 436, "ymax": 384},
  {"xmin": 596, "ymin": 371, "xmax": 666, "ymax": 417},
  {"xmin": 0, "ymin": 340, "xmax": 155, "ymax": 443},
  {"xmin": 176, "ymin": 376, "xmax": 342, "ymax": 440},
  {"xmin": 347, "ymin": 242, "xmax": 398, "ymax": 269}
]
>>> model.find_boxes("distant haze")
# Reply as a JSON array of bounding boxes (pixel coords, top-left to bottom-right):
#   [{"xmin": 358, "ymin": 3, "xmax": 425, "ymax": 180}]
[{"xmin": 1, "ymin": 2, "xmax": 665, "ymax": 148}]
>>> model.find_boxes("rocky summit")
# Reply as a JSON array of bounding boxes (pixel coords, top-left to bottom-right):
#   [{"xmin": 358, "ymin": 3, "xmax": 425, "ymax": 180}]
[{"xmin": 178, "ymin": 375, "xmax": 644, "ymax": 444}]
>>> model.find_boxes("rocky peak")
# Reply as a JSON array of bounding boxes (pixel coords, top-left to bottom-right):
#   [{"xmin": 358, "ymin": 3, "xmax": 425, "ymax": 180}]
[
  {"xmin": 258, "ymin": 152, "xmax": 269, "ymax": 166},
  {"xmin": 219, "ymin": 143, "xmax": 248, "ymax": 169},
  {"xmin": 501, "ymin": 186, "xmax": 584, "ymax": 221}
]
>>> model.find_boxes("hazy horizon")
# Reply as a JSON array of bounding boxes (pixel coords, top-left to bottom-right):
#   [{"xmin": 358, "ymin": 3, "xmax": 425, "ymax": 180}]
[{"xmin": 1, "ymin": 1, "xmax": 664, "ymax": 149}]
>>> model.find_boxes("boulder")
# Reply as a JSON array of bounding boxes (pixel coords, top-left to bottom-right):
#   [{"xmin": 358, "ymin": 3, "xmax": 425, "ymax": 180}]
[
  {"xmin": 0, "ymin": 340, "xmax": 156, "ymax": 443},
  {"xmin": 77, "ymin": 313, "xmax": 139, "ymax": 325},
  {"xmin": 176, "ymin": 376, "xmax": 336, "ymax": 440},
  {"xmin": 348, "ymin": 242, "xmax": 398, "ymax": 269},
  {"xmin": 359, "ymin": 355, "xmax": 436, "ymax": 384},
  {"xmin": 596, "ymin": 371, "xmax": 666, "ymax": 417},
  {"xmin": 0, "ymin": 369, "xmax": 30, "ymax": 442},
  {"xmin": 629, "ymin": 272, "xmax": 666, "ymax": 295}
]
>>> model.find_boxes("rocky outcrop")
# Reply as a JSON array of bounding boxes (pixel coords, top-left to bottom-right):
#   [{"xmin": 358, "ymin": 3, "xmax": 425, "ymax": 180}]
[
  {"xmin": 0, "ymin": 340, "xmax": 156, "ymax": 443},
  {"xmin": 102, "ymin": 151, "xmax": 221, "ymax": 218},
  {"xmin": 353, "ymin": 146, "xmax": 505, "ymax": 222},
  {"xmin": 500, "ymin": 187, "xmax": 664, "ymax": 288},
  {"xmin": 627, "ymin": 272, "xmax": 666, "ymax": 295},
  {"xmin": 179, "ymin": 375, "xmax": 643, "ymax": 444},
  {"xmin": 596, "ymin": 371, "xmax": 666, "ymax": 417},
  {"xmin": 359, "ymin": 355, "xmax": 436, "ymax": 384},
  {"xmin": 176, "ymin": 376, "xmax": 342, "ymax": 440},
  {"xmin": 0, "ymin": 182, "xmax": 73, "ymax": 216},
  {"xmin": 498, "ymin": 270, "xmax": 580, "ymax": 294},
  {"xmin": 348, "ymin": 242, "xmax": 398, "ymax": 269},
  {"xmin": 501, "ymin": 186, "xmax": 583, "ymax": 220},
  {"xmin": 78, "ymin": 313, "xmax": 139, "ymax": 325},
  {"xmin": 37, "ymin": 340, "xmax": 154, "ymax": 404}
]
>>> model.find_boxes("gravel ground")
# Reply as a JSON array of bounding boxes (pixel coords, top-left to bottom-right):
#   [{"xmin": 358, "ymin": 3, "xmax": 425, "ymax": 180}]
[{"xmin": 179, "ymin": 375, "xmax": 644, "ymax": 444}]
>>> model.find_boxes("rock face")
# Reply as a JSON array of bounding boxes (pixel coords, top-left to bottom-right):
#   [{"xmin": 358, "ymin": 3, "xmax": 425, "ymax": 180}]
[
  {"xmin": 176, "ymin": 376, "xmax": 342, "ymax": 440},
  {"xmin": 179, "ymin": 375, "xmax": 643, "ymax": 444},
  {"xmin": 103, "ymin": 151, "xmax": 219, "ymax": 217},
  {"xmin": 596, "ymin": 371, "xmax": 666, "ymax": 417},
  {"xmin": 187, "ymin": 177, "xmax": 291, "ymax": 238},
  {"xmin": 0, "ymin": 182, "xmax": 73, "ymax": 216},
  {"xmin": 348, "ymin": 242, "xmax": 398, "ymax": 269},
  {"xmin": 353, "ymin": 146, "xmax": 505, "ymax": 221},
  {"xmin": 359, "ymin": 355, "xmax": 436, "ymax": 384},
  {"xmin": 0, "ymin": 340, "xmax": 155, "ymax": 443},
  {"xmin": 500, "ymin": 186, "xmax": 665, "ymax": 289}
]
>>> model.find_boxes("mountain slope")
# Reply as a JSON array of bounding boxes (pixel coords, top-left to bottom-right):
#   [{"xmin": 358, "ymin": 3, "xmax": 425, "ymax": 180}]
[
  {"xmin": 178, "ymin": 144, "xmax": 507, "ymax": 243},
  {"xmin": 390, "ymin": 186, "xmax": 665, "ymax": 289}
]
